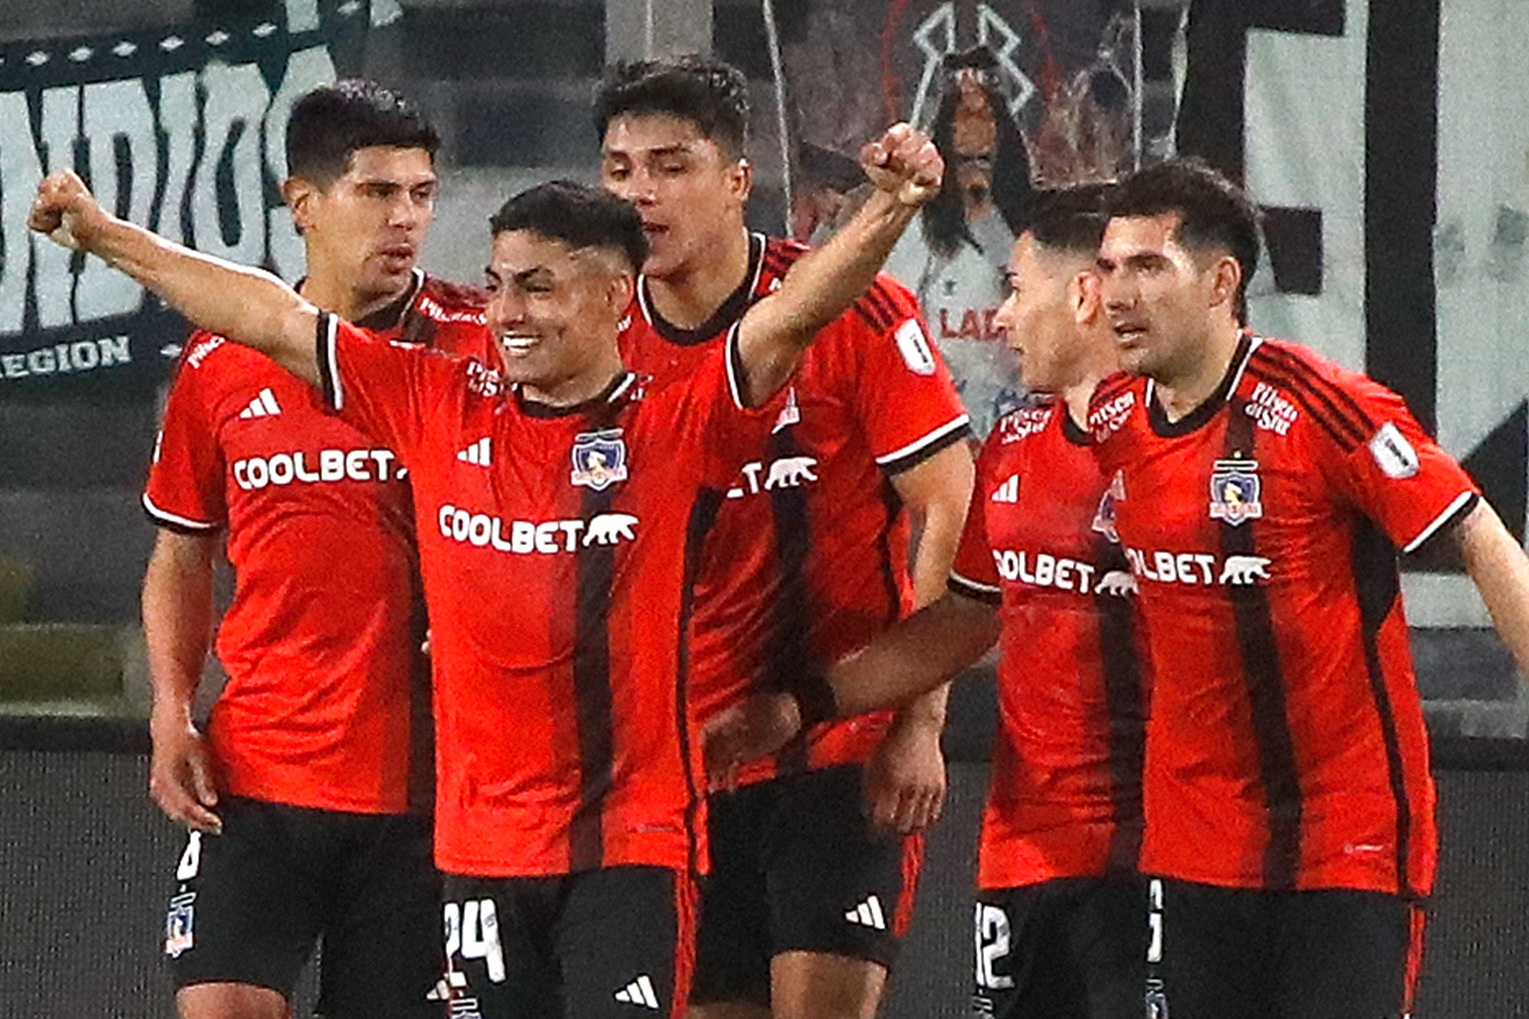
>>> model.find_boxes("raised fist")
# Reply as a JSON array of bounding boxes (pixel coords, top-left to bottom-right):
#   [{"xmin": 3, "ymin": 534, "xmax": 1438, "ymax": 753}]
[
  {"xmin": 859, "ymin": 123, "xmax": 944, "ymax": 208},
  {"xmin": 29, "ymin": 170, "xmax": 106, "ymax": 251}
]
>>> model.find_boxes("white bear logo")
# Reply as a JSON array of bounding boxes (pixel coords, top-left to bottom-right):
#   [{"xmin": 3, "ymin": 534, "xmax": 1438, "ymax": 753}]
[
  {"xmin": 583, "ymin": 513, "xmax": 639, "ymax": 546},
  {"xmin": 1219, "ymin": 555, "xmax": 1272, "ymax": 585},
  {"xmin": 1097, "ymin": 570, "xmax": 1138, "ymax": 597},
  {"xmin": 764, "ymin": 456, "xmax": 819, "ymax": 490}
]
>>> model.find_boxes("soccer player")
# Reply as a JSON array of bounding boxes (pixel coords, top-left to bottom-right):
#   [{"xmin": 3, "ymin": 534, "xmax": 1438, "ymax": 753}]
[
  {"xmin": 595, "ymin": 59, "xmax": 974, "ymax": 1019},
  {"xmin": 33, "ymin": 121, "xmax": 941, "ymax": 1019},
  {"xmin": 764, "ymin": 184, "xmax": 1151, "ymax": 1019},
  {"xmin": 141, "ymin": 81, "xmax": 492, "ymax": 1019},
  {"xmin": 1081, "ymin": 159, "xmax": 1529, "ymax": 1018}
]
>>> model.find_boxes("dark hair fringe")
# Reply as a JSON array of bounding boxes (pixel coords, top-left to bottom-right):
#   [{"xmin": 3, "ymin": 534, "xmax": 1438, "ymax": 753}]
[
  {"xmin": 285, "ymin": 79, "xmax": 438, "ymax": 185},
  {"xmin": 1027, "ymin": 182, "xmax": 1113, "ymax": 255},
  {"xmin": 1107, "ymin": 157, "xmax": 1262, "ymax": 325},
  {"xmin": 488, "ymin": 180, "xmax": 648, "ymax": 274},
  {"xmin": 593, "ymin": 56, "xmax": 750, "ymax": 160}
]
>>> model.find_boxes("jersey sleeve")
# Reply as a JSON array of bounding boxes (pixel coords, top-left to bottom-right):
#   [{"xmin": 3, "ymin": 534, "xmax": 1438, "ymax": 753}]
[
  {"xmin": 680, "ymin": 324, "xmax": 781, "ymax": 486},
  {"xmin": 315, "ymin": 312, "xmax": 465, "ymax": 465},
  {"xmin": 1319, "ymin": 375, "xmax": 1480, "ymax": 553},
  {"xmin": 947, "ymin": 433, "xmax": 1004, "ymax": 604},
  {"xmin": 142, "ymin": 346, "xmax": 226, "ymax": 533},
  {"xmin": 847, "ymin": 278, "xmax": 972, "ymax": 475}
]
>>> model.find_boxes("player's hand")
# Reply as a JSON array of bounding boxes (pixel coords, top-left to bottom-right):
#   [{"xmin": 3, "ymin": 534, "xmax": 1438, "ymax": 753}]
[
  {"xmin": 702, "ymin": 690, "xmax": 802, "ymax": 792},
  {"xmin": 860, "ymin": 123, "xmax": 943, "ymax": 208},
  {"xmin": 863, "ymin": 710, "xmax": 947, "ymax": 835},
  {"xmin": 149, "ymin": 714, "xmax": 222, "ymax": 834},
  {"xmin": 29, "ymin": 170, "xmax": 108, "ymax": 252}
]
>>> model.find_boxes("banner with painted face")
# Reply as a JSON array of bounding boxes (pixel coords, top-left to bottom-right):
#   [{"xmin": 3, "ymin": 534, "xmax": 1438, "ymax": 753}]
[
  {"xmin": 0, "ymin": 1, "xmax": 373, "ymax": 394},
  {"xmin": 771, "ymin": 0, "xmax": 1187, "ymax": 437}
]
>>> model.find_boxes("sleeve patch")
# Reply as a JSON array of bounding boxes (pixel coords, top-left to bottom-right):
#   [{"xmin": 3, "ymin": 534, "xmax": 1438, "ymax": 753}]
[
  {"xmin": 893, "ymin": 319, "xmax": 937, "ymax": 376},
  {"xmin": 1368, "ymin": 422, "xmax": 1420, "ymax": 480}
]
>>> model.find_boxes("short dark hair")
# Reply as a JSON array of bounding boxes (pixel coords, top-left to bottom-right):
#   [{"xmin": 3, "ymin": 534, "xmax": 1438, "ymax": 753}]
[
  {"xmin": 285, "ymin": 80, "xmax": 439, "ymax": 186},
  {"xmin": 488, "ymin": 181, "xmax": 648, "ymax": 274},
  {"xmin": 1027, "ymin": 183, "xmax": 1112, "ymax": 256},
  {"xmin": 1107, "ymin": 158, "xmax": 1261, "ymax": 323},
  {"xmin": 593, "ymin": 57, "xmax": 750, "ymax": 160}
]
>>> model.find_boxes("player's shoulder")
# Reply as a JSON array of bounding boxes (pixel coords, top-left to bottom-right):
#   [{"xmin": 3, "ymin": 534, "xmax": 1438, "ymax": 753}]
[
  {"xmin": 1087, "ymin": 371, "xmax": 1146, "ymax": 442},
  {"xmin": 1243, "ymin": 335, "xmax": 1398, "ymax": 449},
  {"xmin": 173, "ymin": 328, "xmax": 266, "ymax": 381},
  {"xmin": 988, "ymin": 395, "xmax": 1062, "ymax": 448},
  {"xmin": 415, "ymin": 275, "xmax": 489, "ymax": 322}
]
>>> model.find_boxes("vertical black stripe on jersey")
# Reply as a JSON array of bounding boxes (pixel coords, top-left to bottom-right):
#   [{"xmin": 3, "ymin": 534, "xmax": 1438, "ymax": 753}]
[
  {"xmin": 1093, "ymin": 539, "xmax": 1146, "ymax": 875},
  {"xmin": 875, "ymin": 479, "xmax": 906, "ymax": 627},
  {"xmin": 1220, "ymin": 400, "xmax": 1303, "ymax": 889},
  {"xmin": 570, "ymin": 480, "xmax": 619, "ymax": 870},
  {"xmin": 678, "ymin": 487, "xmax": 726, "ymax": 879},
  {"xmin": 1350, "ymin": 518, "xmax": 1416, "ymax": 897},
  {"xmin": 763, "ymin": 429, "xmax": 816, "ymax": 776}
]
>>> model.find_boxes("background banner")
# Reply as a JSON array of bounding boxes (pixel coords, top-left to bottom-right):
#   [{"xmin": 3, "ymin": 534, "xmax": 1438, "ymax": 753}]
[{"xmin": 0, "ymin": 0, "xmax": 373, "ymax": 394}]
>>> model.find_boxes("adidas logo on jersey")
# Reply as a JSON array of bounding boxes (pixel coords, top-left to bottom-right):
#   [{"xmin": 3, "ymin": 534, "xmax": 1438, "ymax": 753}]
[
  {"xmin": 845, "ymin": 895, "xmax": 887, "ymax": 930},
  {"xmin": 990, "ymin": 474, "xmax": 1020, "ymax": 503},
  {"xmin": 457, "ymin": 437, "xmax": 491, "ymax": 466},
  {"xmin": 238, "ymin": 388, "xmax": 281, "ymax": 419},
  {"xmin": 614, "ymin": 974, "xmax": 660, "ymax": 1009}
]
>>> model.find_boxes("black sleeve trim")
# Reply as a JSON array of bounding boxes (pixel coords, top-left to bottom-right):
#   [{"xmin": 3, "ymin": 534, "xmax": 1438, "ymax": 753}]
[
  {"xmin": 1403, "ymin": 492, "xmax": 1480, "ymax": 556},
  {"xmin": 315, "ymin": 312, "xmax": 340, "ymax": 409},
  {"xmin": 948, "ymin": 573, "xmax": 1003, "ymax": 606},
  {"xmin": 879, "ymin": 417, "xmax": 973, "ymax": 476}
]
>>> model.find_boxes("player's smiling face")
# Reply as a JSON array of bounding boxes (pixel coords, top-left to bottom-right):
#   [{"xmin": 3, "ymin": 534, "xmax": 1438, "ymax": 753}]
[
  {"xmin": 995, "ymin": 233, "xmax": 1083, "ymax": 394},
  {"xmin": 1096, "ymin": 212, "xmax": 1226, "ymax": 382},
  {"xmin": 600, "ymin": 113, "xmax": 751, "ymax": 280},
  {"xmin": 483, "ymin": 230, "xmax": 631, "ymax": 404},
  {"xmin": 287, "ymin": 145, "xmax": 437, "ymax": 304}
]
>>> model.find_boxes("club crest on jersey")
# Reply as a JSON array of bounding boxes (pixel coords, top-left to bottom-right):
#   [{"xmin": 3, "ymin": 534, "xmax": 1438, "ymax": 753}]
[
  {"xmin": 1209, "ymin": 459, "xmax": 1263, "ymax": 525},
  {"xmin": 571, "ymin": 429, "xmax": 629, "ymax": 491},
  {"xmin": 1092, "ymin": 470, "xmax": 1126, "ymax": 542}
]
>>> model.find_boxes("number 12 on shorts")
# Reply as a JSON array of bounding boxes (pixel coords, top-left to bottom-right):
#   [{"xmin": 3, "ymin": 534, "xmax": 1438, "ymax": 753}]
[{"xmin": 445, "ymin": 898, "xmax": 507, "ymax": 985}]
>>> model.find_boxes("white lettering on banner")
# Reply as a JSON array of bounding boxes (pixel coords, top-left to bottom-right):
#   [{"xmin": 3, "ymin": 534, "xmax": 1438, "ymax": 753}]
[
  {"xmin": 0, "ymin": 24, "xmax": 346, "ymax": 364},
  {"xmin": 0, "ymin": 336, "xmax": 131, "ymax": 378},
  {"xmin": 232, "ymin": 448, "xmax": 403, "ymax": 489},
  {"xmin": 436, "ymin": 505, "xmax": 640, "ymax": 554}
]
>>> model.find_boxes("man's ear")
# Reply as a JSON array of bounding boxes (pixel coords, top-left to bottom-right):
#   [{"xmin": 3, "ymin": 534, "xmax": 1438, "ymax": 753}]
[
  {"xmin": 733, "ymin": 158, "xmax": 754, "ymax": 205},
  {"xmin": 1072, "ymin": 269, "xmax": 1102, "ymax": 326},
  {"xmin": 1207, "ymin": 254, "xmax": 1243, "ymax": 313},
  {"xmin": 609, "ymin": 270, "xmax": 635, "ymax": 313},
  {"xmin": 282, "ymin": 176, "xmax": 321, "ymax": 234}
]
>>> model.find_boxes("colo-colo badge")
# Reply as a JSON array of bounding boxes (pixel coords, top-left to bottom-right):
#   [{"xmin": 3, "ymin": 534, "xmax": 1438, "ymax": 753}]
[
  {"xmin": 571, "ymin": 429, "xmax": 629, "ymax": 491},
  {"xmin": 1209, "ymin": 459, "xmax": 1263, "ymax": 525}
]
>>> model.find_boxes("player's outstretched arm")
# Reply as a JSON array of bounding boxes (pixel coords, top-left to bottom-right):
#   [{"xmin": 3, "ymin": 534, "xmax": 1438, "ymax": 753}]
[
  {"xmin": 143, "ymin": 531, "xmax": 223, "ymax": 834},
  {"xmin": 733, "ymin": 124, "xmax": 942, "ymax": 405},
  {"xmin": 1457, "ymin": 500, "xmax": 1529, "ymax": 681},
  {"xmin": 830, "ymin": 590, "xmax": 1000, "ymax": 718},
  {"xmin": 30, "ymin": 171, "xmax": 321, "ymax": 387}
]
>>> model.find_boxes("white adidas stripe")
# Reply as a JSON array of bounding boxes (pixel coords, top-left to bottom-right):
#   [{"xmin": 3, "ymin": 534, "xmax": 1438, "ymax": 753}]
[
  {"xmin": 238, "ymin": 387, "xmax": 282, "ymax": 419},
  {"xmin": 614, "ymin": 974, "xmax": 660, "ymax": 1009},
  {"xmin": 456, "ymin": 437, "xmax": 491, "ymax": 466},
  {"xmin": 844, "ymin": 894, "xmax": 887, "ymax": 930}
]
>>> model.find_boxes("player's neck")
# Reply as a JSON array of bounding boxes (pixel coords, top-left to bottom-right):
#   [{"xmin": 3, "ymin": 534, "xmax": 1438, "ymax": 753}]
[
  {"xmin": 521, "ymin": 352, "xmax": 627, "ymax": 409},
  {"xmin": 299, "ymin": 269, "xmax": 412, "ymax": 325},
  {"xmin": 1153, "ymin": 320, "xmax": 1244, "ymax": 423},
  {"xmin": 645, "ymin": 226, "xmax": 752, "ymax": 331}
]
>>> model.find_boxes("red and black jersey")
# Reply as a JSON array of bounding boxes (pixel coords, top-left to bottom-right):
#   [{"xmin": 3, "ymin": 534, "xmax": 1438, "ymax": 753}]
[
  {"xmin": 317, "ymin": 314, "xmax": 774, "ymax": 878},
  {"xmin": 1088, "ymin": 333, "xmax": 1480, "ymax": 897},
  {"xmin": 619, "ymin": 234, "xmax": 971, "ymax": 786},
  {"xmin": 950, "ymin": 401, "xmax": 1148, "ymax": 890},
  {"xmin": 142, "ymin": 272, "xmax": 495, "ymax": 814}
]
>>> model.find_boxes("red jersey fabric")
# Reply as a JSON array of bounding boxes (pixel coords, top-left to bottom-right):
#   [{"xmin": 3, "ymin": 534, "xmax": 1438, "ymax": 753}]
[
  {"xmin": 318, "ymin": 313, "xmax": 773, "ymax": 878},
  {"xmin": 142, "ymin": 272, "xmax": 495, "ymax": 814},
  {"xmin": 619, "ymin": 234, "xmax": 971, "ymax": 786},
  {"xmin": 949, "ymin": 402, "xmax": 1148, "ymax": 890},
  {"xmin": 1088, "ymin": 333, "xmax": 1479, "ymax": 897}
]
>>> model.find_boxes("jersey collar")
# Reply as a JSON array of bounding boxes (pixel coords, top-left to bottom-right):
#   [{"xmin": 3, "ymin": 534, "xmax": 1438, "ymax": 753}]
[
  {"xmin": 1146, "ymin": 330, "xmax": 1261, "ymax": 438},
  {"xmin": 636, "ymin": 232, "xmax": 766, "ymax": 346},
  {"xmin": 516, "ymin": 371, "xmax": 639, "ymax": 419},
  {"xmin": 352, "ymin": 269, "xmax": 427, "ymax": 333}
]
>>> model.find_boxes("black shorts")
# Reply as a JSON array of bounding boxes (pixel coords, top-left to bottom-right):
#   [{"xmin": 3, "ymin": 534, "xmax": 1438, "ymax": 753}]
[
  {"xmin": 440, "ymin": 865, "xmax": 697, "ymax": 1019},
  {"xmin": 973, "ymin": 877, "xmax": 1148, "ymax": 1019},
  {"xmin": 691, "ymin": 763, "xmax": 924, "ymax": 1007},
  {"xmin": 1145, "ymin": 878, "xmax": 1426, "ymax": 1019},
  {"xmin": 163, "ymin": 796, "xmax": 442, "ymax": 1019}
]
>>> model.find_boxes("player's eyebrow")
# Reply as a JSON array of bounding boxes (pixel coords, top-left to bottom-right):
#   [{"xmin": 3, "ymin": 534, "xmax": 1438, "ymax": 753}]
[{"xmin": 511, "ymin": 266, "xmax": 555, "ymax": 287}]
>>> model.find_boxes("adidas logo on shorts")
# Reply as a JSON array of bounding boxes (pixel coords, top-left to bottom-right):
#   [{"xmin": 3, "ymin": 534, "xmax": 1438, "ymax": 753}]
[
  {"xmin": 845, "ymin": 894, "xmax": 887, "ymax": 930},
  {"xmin": 614, "ymin": 974, "xmax": 660, "ymax": 1009}
]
